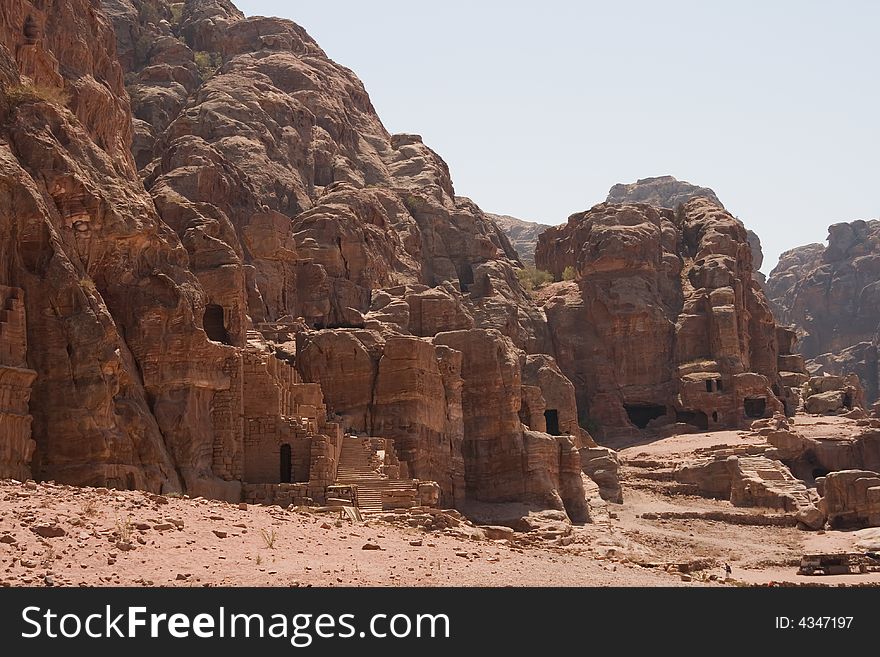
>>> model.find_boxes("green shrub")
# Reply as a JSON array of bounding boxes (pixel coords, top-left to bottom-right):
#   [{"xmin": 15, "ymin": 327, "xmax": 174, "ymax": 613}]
[
  {"xmin": 194, "ymin": 51, "xmax": 222, "ymax": 80},
  {"xmin": 516, "ymin": 266, "xmax": 554, "ymax": 291},
  {"xmin": 4, "ymin": 82, "xmax": 69, "ymax": 108},
  {"xmin": 562, "ymin": 265, "xmax": 577, "ymax": 281},
  {"xmin": 402, "ymin": 193, "xmax": 420, "ymax": 215}
]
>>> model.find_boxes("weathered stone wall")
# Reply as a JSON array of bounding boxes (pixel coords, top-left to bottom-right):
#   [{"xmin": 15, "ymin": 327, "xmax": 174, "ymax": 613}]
[{"xmin": 0, "ymin": 286, "xmax": 36, "ymax": 480}]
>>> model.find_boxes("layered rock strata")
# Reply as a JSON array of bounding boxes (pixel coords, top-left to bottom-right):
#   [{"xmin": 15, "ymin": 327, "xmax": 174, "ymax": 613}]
[{"xmin": 536, "ymin": 198, "xmax": 794, "ymax": 439}]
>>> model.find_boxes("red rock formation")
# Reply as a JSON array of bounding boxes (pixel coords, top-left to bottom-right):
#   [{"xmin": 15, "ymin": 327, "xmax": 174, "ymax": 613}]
[
  {"xmin": 486, "ymin": 214, "xmax": 551, "ymax": 267},
  {"xmin": 767, "ymin": 220, "xmax": 880, "ymax": 401},
  {"xmin": 536, "ymin": 199, "xmax": 791, "ymax": 439},
  {"xmin": 0, "ymin": 286, "xmax": 36, "ymax": 480},
  {"xmin": 0, "ymin": 0, "xmax": 598, "ymax": 519},
  {"xmin": 605, "ymin": 175, "xmax": 766, "ymax": 284}
]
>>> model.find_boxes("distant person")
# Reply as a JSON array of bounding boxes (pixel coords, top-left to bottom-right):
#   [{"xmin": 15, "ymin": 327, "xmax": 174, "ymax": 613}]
[{"xmin": 725, "ymin": 563, "xmax": 732, "ymax": 578}]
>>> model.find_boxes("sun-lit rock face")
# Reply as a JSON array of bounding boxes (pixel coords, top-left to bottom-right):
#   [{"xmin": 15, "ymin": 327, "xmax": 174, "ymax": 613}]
[
  {"xmin": 535, "ymin": 198, "xmax": 796, "ymax": 439},
  {"xmin": 0, "ymin": 0, "xmax": 593, "ymax": 517}
]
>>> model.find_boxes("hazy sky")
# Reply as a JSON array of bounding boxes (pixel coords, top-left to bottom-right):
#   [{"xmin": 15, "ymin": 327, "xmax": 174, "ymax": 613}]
[{"xmin": 236, "ymin": 1, "xmax": 878, "ymax": 273}]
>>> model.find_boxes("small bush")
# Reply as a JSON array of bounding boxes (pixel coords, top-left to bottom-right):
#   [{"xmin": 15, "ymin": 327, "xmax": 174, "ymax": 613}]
[
  {"xmin": 562, "ymin": 265, "xmax": 577, "ymax": 281},
  {"xmin": 194, "ymin": 51, "xmax": 222, "ymax": 80},
  {"xmin": 4, "ymin": 82, "xmax": 69, "ymax": 108},
  {"xmin": 516, "ymin": 266, "xmax": 554, "ymax": 291},
  {"xmin": 402, "ymin": 193, "xmax": 420, "ymax": 215},
  {"xmin": 260, "ymin": 527, "xmax": 277, "ymax": 549},
  {"xmin": 115, "ymin": 516, "xmax": 132, "ymax": 544},
  {"xmin": 80, "ymin": 499, "xmax": 99, "ymax": 517}
]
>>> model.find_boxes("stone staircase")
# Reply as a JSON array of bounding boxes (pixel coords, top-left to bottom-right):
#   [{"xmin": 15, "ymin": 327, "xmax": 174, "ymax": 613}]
[
  {"xmin": 732, "ymin": 455, "xmax": 819, "ymax": 512},
  {"xmin": 335, "ymin": 437, "xmax": 417, "ymax": 512}
]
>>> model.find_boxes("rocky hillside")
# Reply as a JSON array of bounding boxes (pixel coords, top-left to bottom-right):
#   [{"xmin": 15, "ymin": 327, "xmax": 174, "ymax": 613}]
[
  {"xmin": 605, "ymin": 175, "xmax": 765, "ymax": 282},
  {"xmin": 0, "ymin": 0, "xmax": 595, "ymax": 520},
  {"xmin": 606, "ymin": 175, "xmax": 723, "ymax": 209},
  {"xmin": 0, "ymin": 1, "xmax": 811, "ymax": 522},
  {"xmin": 535, "ymin": 198, "xmax": 801, "ymax": 441},
  {"xmin": 767, "ymin": 220, "xmax": 880, "ymax": 401},
  {"xmin": 486, "ymin": 213, "xmax": 551, "ymax": 266}
]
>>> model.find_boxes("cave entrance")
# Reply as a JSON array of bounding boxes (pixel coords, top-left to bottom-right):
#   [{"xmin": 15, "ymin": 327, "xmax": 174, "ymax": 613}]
[
  {"xmin": 280, "ymin": 444, "xmax": 292, "ymax": 484},
  {"xmin": 744, "ymin": 397, "xmax": 767, "ymax": 419},
  {"xmin": 812, "ymin": 467, "xmax": 830, "ymax": 479},
  {"xmin": 204, "ymin": 304, "xmax": 231, "ymax": 344},
  {"xmin": 624, "ymin": 404, "xmax": 666, "ymax": 430},
  {"xmin": 676, "ymin": 410, "xmax": 709, "ymax": 431},
  {"xmin": 843, "ymin": 393, "xmax": 853, "ymax": 410},
  {"xmin": 457, "ymin": 263, "xmax": 474, "ymax": 293},
  {"xmin": 544, "ymin": 409, "xmax": 561, "ymax": 436}
]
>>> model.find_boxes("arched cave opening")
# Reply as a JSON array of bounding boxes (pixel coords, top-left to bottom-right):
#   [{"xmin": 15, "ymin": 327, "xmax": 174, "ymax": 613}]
[
  {"xmin": 203, "ymin": 304, "xmax": 231, "ymax": 344},
  {"xmin": 280, "ymin": 444, "xmax": 292, "ymax": 484},
  {"xmin": 676, "ymin": 409, "xmax": 709, "ymax": 431},
  {"xmin": 544, "ymin": 409, "xmax": 561, "ymax": 436},
  {"xmin": 744, "ymin": 397, "xmax": 767, "ymax": 419},
  {"xmin": 624, "ymin": 404, "xmax": 666, "ymax": 430}
]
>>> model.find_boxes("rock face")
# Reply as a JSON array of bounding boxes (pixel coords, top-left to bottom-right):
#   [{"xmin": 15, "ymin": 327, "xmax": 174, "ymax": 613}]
[
  {"xmin": 605, "ymin": 175, "xmax": 766, "ymax": 284},
  {"xmin": 487, "ymin": 214, "xmax": 552, "ymax": 267},
  {"xmin": 802, "ymin": 375, "xmax": 864, "ymax": 415},
  {"xmin": 767, "ymin": 220, "xmax": 880, "ymax": 402},
  {"xmin": 0, "ymin": 287, "xmax": 36, "ymax": 480},
  {"xmin": 673, "ymin": 454, "xmax": 820, "ymax": 517},
  {"xmin": 606, "ymin": 175, "xmax": 722, "ymax": 209},
  {"xmin": 818, "ymin": 470, "xmax": 880, "ymax": 529},
  {"xmin": 535, "ymin": 198, "xmax": 796, "ymax": 439},
  {"xmin": 0, "ymin": 0, "xmax": 595, "ymax": 518}
]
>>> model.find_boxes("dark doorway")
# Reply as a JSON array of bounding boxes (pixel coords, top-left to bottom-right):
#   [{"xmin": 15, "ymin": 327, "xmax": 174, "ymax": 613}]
[
  {"xmin": 843, "ymin": 393, "xmax": 853, "ymax": 410},
  {"xmin": 716, "ymin": 379, "xmax": 723, "ymax": 392},
  {"xmin": 624, "ymin": 404, "xmax": 666, "ymax": 429},
  {"xmin": 812, "ymin": 467, "xmax": 830, "ymax": 479},
  {"xmin": 712, "ymin": 411, "xmax": 719, "ymax": 423},
  {"xmin": 744, "ymin": 397, "xmax": 767, "ymax": 418},
  {"xmin": 676, "ymin": 410, "xmax": 709, "ymax": 431},
  {"xmin": 458, "ymin": 264, "xmax": 474, "ymax": 293},
  {"xmin": 280, "ymin": 444, "xmax": 292, "ymax": 484},
  {"xmin": 204, "ymin": 304, "xmax": 231, "ymax": 344},
  {"xmin": 705, "ymin": 380, "xmax": 713, "ymax": 393},
  {"xmin": 544, "ymin": 409, "xmax": 561, "ymax": 436}
]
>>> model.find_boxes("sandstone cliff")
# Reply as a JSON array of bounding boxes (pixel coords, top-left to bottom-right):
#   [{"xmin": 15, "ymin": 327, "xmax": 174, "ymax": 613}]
[
  {"xmin": 0, "ymin": 0, "xmax": 594, "ymax": 518},
  {"xmin": 767, "ymin": 220, "xmax": 880, "ymax": 401},
  {"xmin": 535, "ymin": 198, "xmax": 799, "ymax": 440},
  {"xmin": 487, "ymin": 213, "xmax": 551, "ymax": 267},
  {"xmin": 605, "ymin": 175, "xmax": 765, "ymax": 284}
]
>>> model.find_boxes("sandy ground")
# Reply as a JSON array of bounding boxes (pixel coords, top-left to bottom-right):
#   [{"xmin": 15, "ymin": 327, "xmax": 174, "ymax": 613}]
[
  {"xmin": 0, "ymin": 480, "xmax": 688, "ymax": 587},
  {"xmin": 2, "ymin": 416, "xmax": 878, "ymax": 587}
]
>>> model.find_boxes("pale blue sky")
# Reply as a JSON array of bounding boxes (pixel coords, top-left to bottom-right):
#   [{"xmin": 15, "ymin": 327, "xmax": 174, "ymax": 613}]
[{"xmin": 236, "ymin": 0, "xmax": 878, "ymax": 272}]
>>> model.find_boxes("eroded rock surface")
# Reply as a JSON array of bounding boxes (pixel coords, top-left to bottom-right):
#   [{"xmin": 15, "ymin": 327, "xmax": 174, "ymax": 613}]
[
  {"xmin": 0, "ymin": 0, "xmax": 596, "ymax": 521},
  {"xmin": 767, "ymin": 220, "xmax": 880, "ymax": 402},
  {"xmin": 535, "ymin": 198, "xmax": 794, "ymax": 440}
]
